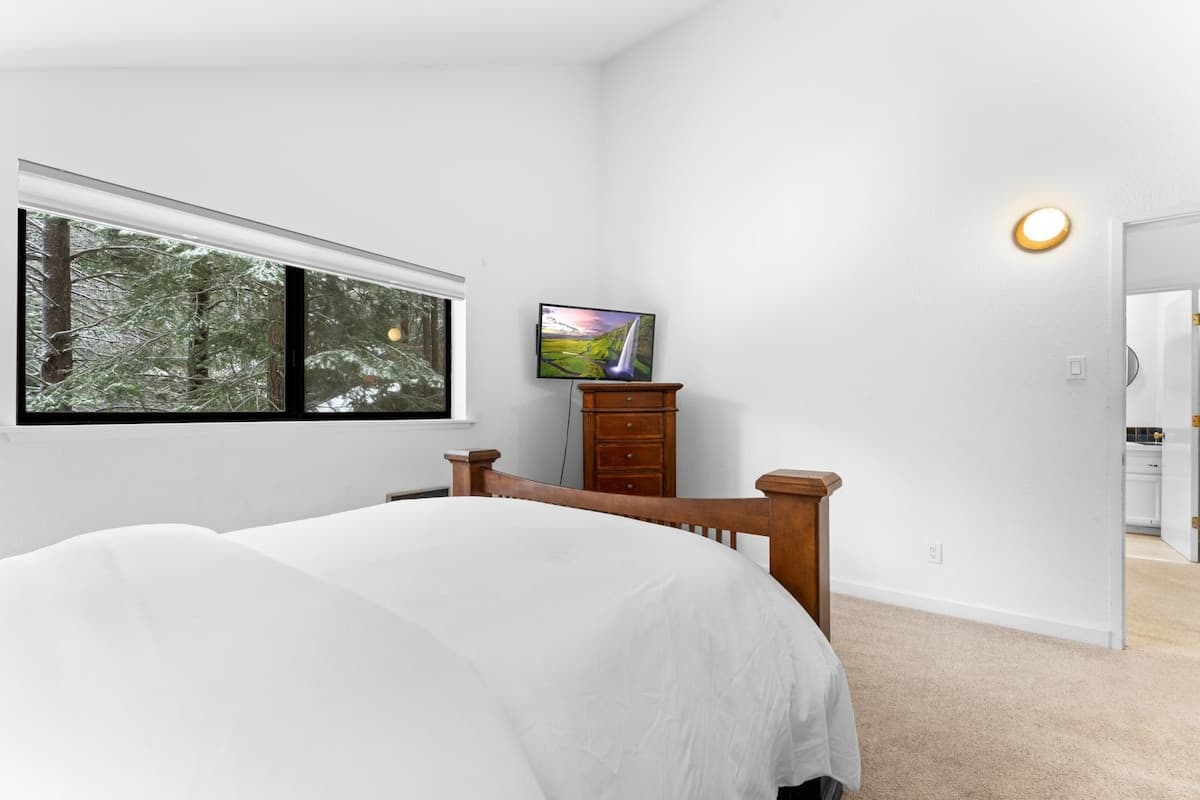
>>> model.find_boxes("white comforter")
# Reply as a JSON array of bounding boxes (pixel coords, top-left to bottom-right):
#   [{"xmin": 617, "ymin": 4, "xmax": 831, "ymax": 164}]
[
  {"xmin": 0, "ymin": 524, "xmax": 545, "ymax": 800},
  {"xmin": 230, "ymin": 496, "xmax": 861, "ymax": 798}
]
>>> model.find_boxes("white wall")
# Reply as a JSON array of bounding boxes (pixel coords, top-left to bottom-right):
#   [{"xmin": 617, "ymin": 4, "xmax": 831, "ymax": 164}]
[
  {"xmin": 599, "ymin": 0, "xmax": 1200, "ymax": 643},
  {"xmin": 0, "ymin": 67, "xmax": 598, "ymax": 558},
  {"xmin": 1125, "ymin": 293, "xmax": 1164, "ymax": 427}
]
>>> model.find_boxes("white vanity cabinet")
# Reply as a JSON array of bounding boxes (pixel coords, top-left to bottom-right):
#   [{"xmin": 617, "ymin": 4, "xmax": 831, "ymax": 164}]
[{"xmin": 1125, "ymin": 443, "xmax": 1162, "ymax": 527}]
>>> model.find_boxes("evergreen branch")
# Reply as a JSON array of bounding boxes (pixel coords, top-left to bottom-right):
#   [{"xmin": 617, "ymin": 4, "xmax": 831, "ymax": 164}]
[
  {"xmin": 24, "ymin": 285, "xmax": 56, "ymax": 305},
  {"xmin": 70, "ymin": 245, "xmax": 176, "ymax": 263},
  {"xmin": 75, "ymin": 271, "xmax": 132, "ymax": 282},
  {"xmin": 61, "ymin": 312, "xmax": 137, "ymax": 337}
]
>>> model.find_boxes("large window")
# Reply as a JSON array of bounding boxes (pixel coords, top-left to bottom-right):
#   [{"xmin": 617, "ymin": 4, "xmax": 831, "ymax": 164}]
[{"xmin": 18, "ymin": 209, "xmax": 450, "ymax": 423}]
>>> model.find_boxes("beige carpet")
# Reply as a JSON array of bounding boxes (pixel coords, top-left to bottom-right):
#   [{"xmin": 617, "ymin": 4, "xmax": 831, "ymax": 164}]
[{"xmin": 834, "ymin": 588, "xmax": 1200, "ymax": 799}]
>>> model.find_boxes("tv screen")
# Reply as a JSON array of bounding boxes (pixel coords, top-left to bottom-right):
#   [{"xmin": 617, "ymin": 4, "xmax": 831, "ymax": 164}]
[{"xmin": 537, "ymin": 303, "xmax": 656, "ymax": 381}]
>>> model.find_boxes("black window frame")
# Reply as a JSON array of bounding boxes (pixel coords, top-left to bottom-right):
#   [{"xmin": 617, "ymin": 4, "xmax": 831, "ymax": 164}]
[{"xmin": 16, "ymin": 208, "xmax": 452, "ymax": 425}]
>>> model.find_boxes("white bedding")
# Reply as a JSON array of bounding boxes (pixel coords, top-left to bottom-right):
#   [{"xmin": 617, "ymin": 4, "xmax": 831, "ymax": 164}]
[
  {"xmin": 230, "ymin": 496, "xmax": 861, "ymax": 798},
  {"xmin": 0, "ymin": 524, "xmax": 545, "ymax": 800}
]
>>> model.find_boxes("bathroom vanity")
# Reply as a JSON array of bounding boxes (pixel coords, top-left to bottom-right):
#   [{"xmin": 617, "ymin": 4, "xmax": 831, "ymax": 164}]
[{"xmin": 1125, "ymin": 442, "xmax": 1162, "ymax": 528}]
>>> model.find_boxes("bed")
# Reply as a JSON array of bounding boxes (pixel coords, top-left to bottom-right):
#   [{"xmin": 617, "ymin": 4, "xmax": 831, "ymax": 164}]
[{"xmin": 0, "ymin": 449, "xmax": 859, "ymax": 800}]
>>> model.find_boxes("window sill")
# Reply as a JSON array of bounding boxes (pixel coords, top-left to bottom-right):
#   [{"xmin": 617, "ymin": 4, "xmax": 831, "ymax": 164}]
[{"xmin": 0, "ymin": 417, "xmax": 477, "ymax": 445}]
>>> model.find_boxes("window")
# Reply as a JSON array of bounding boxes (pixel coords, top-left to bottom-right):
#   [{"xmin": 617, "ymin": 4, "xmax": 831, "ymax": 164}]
[
  {"xmin": 304, "ymin": 272, "xmax": 448, "ymax": 414},
  {"xmin": 18, "ymin": 209, "xmax": 451, "ymax": 423}
]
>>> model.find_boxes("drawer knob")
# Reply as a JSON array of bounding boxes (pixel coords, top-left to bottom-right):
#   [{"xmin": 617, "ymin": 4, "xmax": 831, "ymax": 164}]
[
  {"xmin": 626, "ymin": 422, "xmax": 633, "ymax": 429},
  {"xmin": 1149, "ymin": 463, "xmax": 1159, "ymax": 468},
  {"xmin": 626, "ymin": 483, "xmax": 634, "ymax": 489},
  {"xmin": 625, "ymin": 395, "xmax": 632, "ymax": 401},
  {"xmin": 626, "ymin": 453, "xmax": 634, "ymax": 460}
]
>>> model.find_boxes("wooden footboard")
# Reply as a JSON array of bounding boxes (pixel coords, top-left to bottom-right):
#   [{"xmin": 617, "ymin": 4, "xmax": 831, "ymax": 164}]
[{"xmin": 445, "ymin": 449, "xmax": 842, "ymax": 640}]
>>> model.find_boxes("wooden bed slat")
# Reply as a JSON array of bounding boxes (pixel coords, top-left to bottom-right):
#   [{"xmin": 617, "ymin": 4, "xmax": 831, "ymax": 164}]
[{"xmin": 445, "ymin": 449, "xmax": 841, "ymax": 640}]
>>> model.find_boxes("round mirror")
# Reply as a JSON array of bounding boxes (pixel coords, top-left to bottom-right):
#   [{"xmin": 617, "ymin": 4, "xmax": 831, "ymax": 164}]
[{"xmin": 1126, "ymin": 345, "xmax": 1140, "ymax": 387}]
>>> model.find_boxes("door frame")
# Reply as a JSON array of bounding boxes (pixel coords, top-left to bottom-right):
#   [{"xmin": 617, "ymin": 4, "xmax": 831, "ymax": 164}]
[{"xmin": 1108, "ymin": 207, "xmax": 1200, "ymax": 650}]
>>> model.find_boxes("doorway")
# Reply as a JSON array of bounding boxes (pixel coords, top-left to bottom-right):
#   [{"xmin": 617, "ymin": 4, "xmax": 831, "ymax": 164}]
[{"xmin": 1115, "ymin": 211, "xmax": 1200, "ymax": 653}]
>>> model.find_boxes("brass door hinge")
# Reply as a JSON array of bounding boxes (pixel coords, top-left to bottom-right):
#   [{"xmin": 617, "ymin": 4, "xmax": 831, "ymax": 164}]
[
  {"xmin": 1193, "ymin": 415, "xmax": 1200, "ymax": 428},
  {"xmin": 1192, "ymin": 517, "xmax": 1200, "ymax": 530},
  {"xmin": 1192, "ymin": 313, "xmax": 1200, "ymax": 326}
]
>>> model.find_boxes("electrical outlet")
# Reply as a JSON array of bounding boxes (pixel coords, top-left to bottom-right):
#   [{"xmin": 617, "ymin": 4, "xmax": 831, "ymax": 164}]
[{"xmin": 927, "ymin": 543, "xmax": 943, "ymax": 564}]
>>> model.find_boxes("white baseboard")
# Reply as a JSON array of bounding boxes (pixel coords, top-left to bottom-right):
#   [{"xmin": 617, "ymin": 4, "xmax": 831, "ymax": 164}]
[{"xmin": 831, "ymin": 579, "xmax": 1114, "ymax": 648}]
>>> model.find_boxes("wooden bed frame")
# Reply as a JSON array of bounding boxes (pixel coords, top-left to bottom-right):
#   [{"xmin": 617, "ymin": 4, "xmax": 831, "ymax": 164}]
[
  {"xmin": 446, "ymin": 449, "xmax": 845, "ymax": 800},
  {"xmin": 445, "ymin": 448, "xmax": 842, "ymax": 639}
]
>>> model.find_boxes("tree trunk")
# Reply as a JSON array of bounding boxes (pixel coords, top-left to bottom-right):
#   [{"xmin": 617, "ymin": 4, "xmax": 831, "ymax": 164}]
[
  {"xmin": 265, "ymin": 293, "xmax": 285, "ymax": 410},
  {"xmin": 431, "ymin": 299, "xmax": 443, "ymax": 375},
  {"xmin": 186, "ymin": 259, "xmax": 214, "ymax": 399},
  {"xmin": 41, "ymin": 217, "xmax": 74, "ymax": 396},
  {"xmin": 423, "ymin": 298, "xmax": 434, "ymax": 364}
]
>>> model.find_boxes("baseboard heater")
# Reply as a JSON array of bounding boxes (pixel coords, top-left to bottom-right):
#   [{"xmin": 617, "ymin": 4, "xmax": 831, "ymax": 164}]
[{"xmin": 385, "ymin": 487, "xmax": 450, "ymax": 502}]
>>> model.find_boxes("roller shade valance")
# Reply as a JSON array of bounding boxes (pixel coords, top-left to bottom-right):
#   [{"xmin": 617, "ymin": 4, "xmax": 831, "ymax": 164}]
[{"xmin": 17, "ymin": 160, "xmax": 466, "ymax": 301}]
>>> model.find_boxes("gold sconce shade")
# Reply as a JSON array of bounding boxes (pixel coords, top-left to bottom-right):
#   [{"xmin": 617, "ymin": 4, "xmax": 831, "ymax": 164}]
[
  {"xmin": 1014, "ymin": 207, "xmax": 1070, "ymax": 252},
  {"xmin": 387, "ymin": 327, "xmax": 403, "ymax": 342}
]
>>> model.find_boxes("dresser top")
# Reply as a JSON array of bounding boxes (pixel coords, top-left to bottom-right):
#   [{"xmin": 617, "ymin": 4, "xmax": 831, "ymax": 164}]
[{"xmin": 576, "ymin": 382, "xmax": 683, "ymax": 392}]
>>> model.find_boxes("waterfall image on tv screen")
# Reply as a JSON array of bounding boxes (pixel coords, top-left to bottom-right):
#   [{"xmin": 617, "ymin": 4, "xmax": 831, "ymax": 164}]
[{"xmin": 537, "ymin": 303, "xmax": 655, "ymax": 381}]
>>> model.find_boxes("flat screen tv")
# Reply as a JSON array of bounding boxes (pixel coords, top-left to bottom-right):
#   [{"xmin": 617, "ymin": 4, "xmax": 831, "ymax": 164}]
[{"xmin": 537, "ymin": 303, "xmax": 656, "ymax": 381}]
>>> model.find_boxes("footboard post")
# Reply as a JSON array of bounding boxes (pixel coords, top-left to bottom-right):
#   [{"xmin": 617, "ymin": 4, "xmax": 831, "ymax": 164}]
[
  {"xmin": 444, "ymin": 449, "xmax": 502, "ymax": 496},
  {"xmin": 755, "ymin": 470, "xmax": 843, "ymax": 640}
]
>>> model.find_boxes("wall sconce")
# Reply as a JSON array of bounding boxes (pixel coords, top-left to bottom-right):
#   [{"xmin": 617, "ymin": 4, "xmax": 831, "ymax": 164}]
[
  {"xmin": 1014, "ymin": 207, "xmax": 1071, "ymax": 252},
  {"xmin": 387, "ymin": 327, "xmax": 403, "ymax": 342}
]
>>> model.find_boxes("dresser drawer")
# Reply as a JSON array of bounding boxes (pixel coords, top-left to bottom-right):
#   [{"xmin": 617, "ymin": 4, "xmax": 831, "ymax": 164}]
[
  {"xmin": 596, "ymin": 443, "xmax": 663, "ymax": 470},
  {"xmin": 597, "ymin": 413, "xmax": 663, "ymax": 438},
  {"xmin": 592, "ymin": 391, "xmax": 664, "ymax": 410},
  {"xmin": 595, "ymin": 473, "xmax": 663, "ymax": 496}
]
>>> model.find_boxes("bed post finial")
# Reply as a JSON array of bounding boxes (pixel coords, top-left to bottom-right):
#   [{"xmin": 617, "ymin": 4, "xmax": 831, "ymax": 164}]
[
  {"xmin": 755, "ymin": 470, "xmax": 842, "ymax": 641},
  {"xmin": 444, "ymin": 449, "xmax": 502, "ymax": 496}
]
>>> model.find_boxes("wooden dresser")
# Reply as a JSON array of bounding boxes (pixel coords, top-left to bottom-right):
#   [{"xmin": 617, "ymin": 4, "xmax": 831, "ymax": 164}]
[{"xmin": 579, "ymin": 382, "xmax": 682, "ymax": 497}]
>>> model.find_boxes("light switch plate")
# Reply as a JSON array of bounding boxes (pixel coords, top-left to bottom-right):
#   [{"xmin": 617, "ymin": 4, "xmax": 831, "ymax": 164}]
[{"xmin": 1066, "ymin": 355, "xmax": 1087, "ymax": 380}]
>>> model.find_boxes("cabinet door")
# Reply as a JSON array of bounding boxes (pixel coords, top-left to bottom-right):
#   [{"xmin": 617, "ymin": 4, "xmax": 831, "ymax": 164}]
[{"xmin": 1125, "ymin": 473, "xmax": 1162, "ymax": 526}]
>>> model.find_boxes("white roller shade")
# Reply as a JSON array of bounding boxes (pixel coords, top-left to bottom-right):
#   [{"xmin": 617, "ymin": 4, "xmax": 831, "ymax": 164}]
[{"xmin": 17, "ymin": 160, "xmax": 466, "ymax": 301}]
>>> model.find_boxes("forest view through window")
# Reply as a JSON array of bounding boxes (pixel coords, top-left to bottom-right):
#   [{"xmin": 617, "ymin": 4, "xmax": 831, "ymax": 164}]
[{"xmin": 20, "ymin": 210, "xmax": 450, "ymax": 422}]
